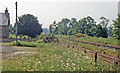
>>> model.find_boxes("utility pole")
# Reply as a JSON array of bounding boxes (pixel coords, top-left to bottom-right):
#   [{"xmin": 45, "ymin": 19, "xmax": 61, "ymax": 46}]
[{"xmin": 15, "ymin": 2, "xmax": 18, "ymax": 42}]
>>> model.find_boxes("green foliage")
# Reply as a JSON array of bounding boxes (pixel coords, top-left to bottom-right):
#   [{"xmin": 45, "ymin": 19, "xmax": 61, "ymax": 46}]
[
  {"xmin": 75, "ymin": 33, "xmax": 88, "ymax": 37},
  {"xmin": 11, "ymin": 40, "xmax": 37, "ymax": 47},
  {"xmin": 9, "ymin": 25, "xmax": 15, "ymax": 34},
  {"xmin": 10, "ymin": 34, "xmax": 29, "ymax": 39},
  {"xmin": 17, "ymin": 14, "xmax": 43, "ymax": 38},
  {"xmin": 112, "ymin": 14, "xmax": 120, "ymax": 39},
  {"xmin": 36, "ymin": 33, "xmax": 59, "ymax": 43},
  {"xmin": 49, "ymin": 16, "xmax": 108, "ymax": 38}
]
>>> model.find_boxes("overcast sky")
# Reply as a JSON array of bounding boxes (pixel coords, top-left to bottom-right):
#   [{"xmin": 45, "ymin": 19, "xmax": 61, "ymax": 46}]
[{"xmin": 0, "ymin": 0, "xmax": 119, "ymax": 28}]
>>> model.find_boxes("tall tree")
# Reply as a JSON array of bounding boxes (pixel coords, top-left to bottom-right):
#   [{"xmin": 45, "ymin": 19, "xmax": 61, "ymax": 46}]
[
  {"xmin": 99, "ymin": 17, "xmax": 109, "ymax": 38},
  {"xmin": 17, "ymin": 14, "xmax": 43, "ymax": 38}
]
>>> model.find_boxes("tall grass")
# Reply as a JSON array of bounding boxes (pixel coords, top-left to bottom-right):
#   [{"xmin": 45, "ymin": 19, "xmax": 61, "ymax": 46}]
[
  {"xmin": 56, "ymin": 35, "xmax": 118, "ymax": 45},
  {"xmin": 10, "ymin": 40, "xmax": 37, "ymax": 47},
  {"xmin": 2, "ymin": 43, "xmax": 119, "ymax": 71}
]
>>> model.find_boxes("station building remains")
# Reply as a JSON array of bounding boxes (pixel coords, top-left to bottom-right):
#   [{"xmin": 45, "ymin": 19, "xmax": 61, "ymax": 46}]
[{"xmin": 0, "ymin": 8, "xmax": 10, "ymax": 38}]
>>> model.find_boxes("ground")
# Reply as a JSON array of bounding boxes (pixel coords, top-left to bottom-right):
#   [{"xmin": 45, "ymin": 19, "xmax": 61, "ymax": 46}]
[
  {"xmin": 1, "ymin": 44, "xmax": 38, "ymax": 60},
  {"xmin": 2, "ymin": 43, "xmax": 119, "ymax": 71}
]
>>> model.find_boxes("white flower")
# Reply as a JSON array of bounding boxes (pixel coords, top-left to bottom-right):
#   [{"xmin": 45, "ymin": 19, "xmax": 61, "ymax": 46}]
[
  {"xmin": 68, "ymin": 58, "xmax": 70, "ymax": 61},
  {"xmin": 61, "ymin": 60, "xmax": 63, "ymax": 63},
  {"xmin": 51, "ymin": 66, "xmax": 54, "ymax": 68},
  {"xmin": 66, "ymin": 63, "xmax": 69, "ymax": 66},
  {"xmin": 81, "ymin": 68, "xmax": 83, "ymax": 70},
  {"xmin": 73, "ymin": 67, "xmax": 76, "ymax": 70},
  {"xmin": 72, "ymin": 63, "xmax": 75, "ymax": 66},
  {"xmin": 57, "ymin": 65, "xmax": 59, "ymax": 67}
]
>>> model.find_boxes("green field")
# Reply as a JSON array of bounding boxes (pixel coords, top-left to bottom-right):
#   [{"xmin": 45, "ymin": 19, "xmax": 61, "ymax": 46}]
[{"xmin": 2, "ymin": 43, "xmax": 119, "ymax": 71}]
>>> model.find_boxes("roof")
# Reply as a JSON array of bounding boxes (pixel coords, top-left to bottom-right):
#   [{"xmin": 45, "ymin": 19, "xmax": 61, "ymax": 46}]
[{"xmin": 0, "ymin": 13, "xmax": 10, "ymax": 25}]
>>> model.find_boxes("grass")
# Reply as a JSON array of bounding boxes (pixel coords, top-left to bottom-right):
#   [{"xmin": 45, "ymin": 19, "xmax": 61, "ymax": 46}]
[
  {"xmin": 56, "ymin": 35, "xmax": 119, "ymax": 46},
  {"xmin": 60, "ymin": 38, "xmax": 119, "ymax": 57},
  {"xmin": 9, "ymin": 40, "xmax": 37, "ymax": 47},
  {"xmin": 2, "ymin": 43, "xmax": 119, "ymax": 71}
]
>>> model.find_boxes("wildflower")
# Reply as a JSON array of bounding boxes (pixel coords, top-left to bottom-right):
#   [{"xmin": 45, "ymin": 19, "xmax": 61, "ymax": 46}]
[
  {"xmin": 72, "ymin": 63, "xmax": 75, "ymax": 66},
  {"xmin": 61, "ymin": 60, "xmax": 63, "ymax": 63},
  {"xmin": 68, "ymin": 58, "xmax": 70, "ymax": 61},
  {"xmin": 73, "ymin": 67, "xmax": 76, "ymax": 70},
  {"xmin": 81, "ymin": 68, "xmax": 83, "ymax": 70},
  {"xmin": 57, "ymin": 65, "xmax": 59, "ymax": 67},
  {"xmin": 51, "ymin": 66, "xmax": 54, "ymax": 69},
  {"xmin": 66, "ymin": 63, "xmax": 69, "ymax": 66}
]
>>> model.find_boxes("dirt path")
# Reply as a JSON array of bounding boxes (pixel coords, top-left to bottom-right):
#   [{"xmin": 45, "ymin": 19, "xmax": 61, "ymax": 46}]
[{"xmin": 1, "ymin": 44, "xmax": 38, "ymax": 59}]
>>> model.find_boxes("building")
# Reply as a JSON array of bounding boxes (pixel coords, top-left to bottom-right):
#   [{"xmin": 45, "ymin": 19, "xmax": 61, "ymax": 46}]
[{"xmin": 0, "ymin": 8, "xmax": 10, "ymax": 38}]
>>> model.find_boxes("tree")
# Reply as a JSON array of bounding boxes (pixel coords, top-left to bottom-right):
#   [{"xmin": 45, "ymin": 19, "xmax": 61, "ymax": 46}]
[
  {"xmin": 108, "ymin": 25, "xmax": 113, "ymax": 38},
  {"xmin": 17, "ymin": 14, "xmax": 43, "ymax": 38},
  {"xmin": 99, "ymin": 17, "xmax": 109, "ymax": 38},
  {"xmin": 100, "ymin": 17, "xmax": 109, "ymax": 27},
  {"xmin": 9, "ymin": 25, "xmax": 15, "ymax": 34},
  {"xmin": 112, "ymin": 14, "xmax": 120, "ymax": 39}
]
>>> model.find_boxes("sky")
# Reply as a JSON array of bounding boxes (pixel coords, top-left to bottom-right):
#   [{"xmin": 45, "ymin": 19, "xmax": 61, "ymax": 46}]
[{"xmin": 0, "ymin": 0, "xmax": 119, "ymax": 28}]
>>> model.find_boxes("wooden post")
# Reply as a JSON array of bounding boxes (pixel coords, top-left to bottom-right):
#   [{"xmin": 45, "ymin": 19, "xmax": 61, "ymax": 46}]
[
  {"xmin": 67, "ymin": 45, "xmax": 69, "ymax": 48},
  {"xmin": 84, "ymin": 49, "xmax": 86, "ymax": 54},
  {"xmin": 72, "ymin": 45, "xmax": 74, "ymax": 48},
  {"xmin": 95, "ymin": 52, "xmax": 97, "ymax": 63},
  {"xmin": 15, "ymin": 2, "xmax": 18, "ymax": 42},
  {"xmin": 104, "ymin": 52, "xmax": 106, "ymax": 54}
]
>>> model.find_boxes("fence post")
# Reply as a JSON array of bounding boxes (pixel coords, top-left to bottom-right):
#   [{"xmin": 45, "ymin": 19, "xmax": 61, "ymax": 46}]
[
  {"xmin": 67, "ymin": 45, "xmax": 69, "ymax": 48},
  {"xmin": 84, "ymin": 49, "xmax": 86, "ymax": 54},
  {"xmin": 95, "ymin": 52, "xmax": 97, "ymax": 63},
  {"xmin": 72, "ymin": 45, "xmax": 74, "ymax": 48}
]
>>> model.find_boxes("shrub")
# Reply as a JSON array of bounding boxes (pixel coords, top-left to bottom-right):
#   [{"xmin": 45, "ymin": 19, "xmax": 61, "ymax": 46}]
[
  {"xmin": 36, "ymin": 34, "xmax": 59, "ymax": 43},
  {"xmin": 75, "ymin": 33, "xmax": 88, "ymax": 37},
  {"xmin": 22, "ymin": 35, "xmax": 29, "ymax": 39},
  {"xmin": 10, "ymin": 34, "xmax": 30, "ymax": 39},
  {"xmin": 11, "ymin": 40, "xmax": 37, "ymax": 47}
]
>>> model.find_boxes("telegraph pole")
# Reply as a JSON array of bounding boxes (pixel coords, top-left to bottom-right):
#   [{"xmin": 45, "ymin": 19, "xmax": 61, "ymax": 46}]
[{"xmin": 15, "ymin": 2, "xmax": 18, "ymax": 42}]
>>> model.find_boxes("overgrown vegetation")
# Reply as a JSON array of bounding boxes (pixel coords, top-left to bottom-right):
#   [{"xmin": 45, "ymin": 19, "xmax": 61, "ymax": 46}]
[
  {"xmin": 56, "ymin": 35, "xmax": 118, "ymax": 46},
  {"xmin": 36, "ymin": 33, "xmax": 59, "ymax": 43},
  {"xmin": 2, "ymin": 43, "xmax": 119, "ymax": 71},
  {"xmin": 60, "ymin": 38, "xmax": 119, "ymax": 57},
  {"xmin": 10, "ymin": 40, "xmax": 37, "ymax": 47},
  {"xmin": 10, "ymin": 34, "xmax": 29, "ymax": 39}
]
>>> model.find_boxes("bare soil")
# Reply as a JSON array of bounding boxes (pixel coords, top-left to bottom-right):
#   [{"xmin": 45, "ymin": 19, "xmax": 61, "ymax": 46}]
[{"xmin": 0, "ymin": 44, "xmax": 38, "ymax": 59}]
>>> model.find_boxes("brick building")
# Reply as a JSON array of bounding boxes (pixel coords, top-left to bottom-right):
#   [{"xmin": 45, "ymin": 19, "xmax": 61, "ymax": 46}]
[{"xmin": 0, "ymin": 8, "xmax": 10, "ymax": 38}]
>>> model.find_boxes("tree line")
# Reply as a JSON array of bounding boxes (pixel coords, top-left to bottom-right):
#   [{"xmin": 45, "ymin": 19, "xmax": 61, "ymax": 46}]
[{"xmin": 49, "ymin": 15, "xmax": 120, "ymax": 39}]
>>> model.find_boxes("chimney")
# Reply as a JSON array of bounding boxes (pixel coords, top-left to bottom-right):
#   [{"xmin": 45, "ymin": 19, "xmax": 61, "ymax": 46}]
[{"xmin": 5, "ymin": 7, "xmax": 8, "ymax": 14}]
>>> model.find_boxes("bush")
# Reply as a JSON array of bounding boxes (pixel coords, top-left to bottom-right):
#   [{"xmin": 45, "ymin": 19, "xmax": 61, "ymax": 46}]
[
  {"xmin": 75, "ymin": 33, "xmax": 88, "ymax": 37},
  {"xmin": 36, "ymin": 34, "xmax": 59, "ymax": 43},
  {"xmin": 22, "ymin": 35, "xmax": 29, "ymax": 39},
  {"xmin": 11, "ymin": 40, "xmax": 37, "ymax": 47},
  {"xmin": 10, "ymin": 34, "xmax": 30, "ymax": 39},
  {"xmin": 10, "ymin": 34, "xmax": 21, "ymax": 39}
]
